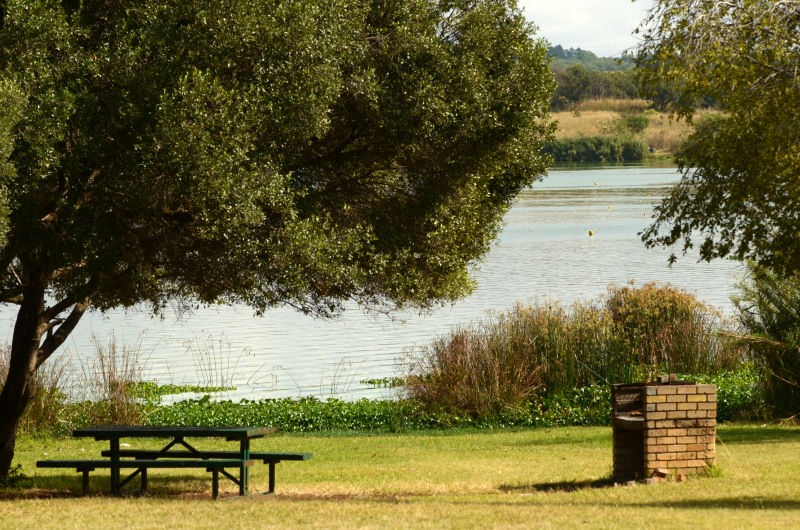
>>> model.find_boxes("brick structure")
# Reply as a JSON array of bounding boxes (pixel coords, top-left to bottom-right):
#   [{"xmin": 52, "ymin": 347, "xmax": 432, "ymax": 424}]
[{"xmin": 612, "ymin": 378, "xmax": 716, "ymax": 482}]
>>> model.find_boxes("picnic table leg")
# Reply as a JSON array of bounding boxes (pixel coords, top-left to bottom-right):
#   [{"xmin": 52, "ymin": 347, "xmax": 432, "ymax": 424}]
[
  {"xmin": 268, "ymin": 462, "xmax": 276, "ymax": 493},
  {"xmin": 239, "ymin": 439, "xmax": 250, "ymax": 496},
  {"xmin": 109, "ymin": 438, "xmax": 121, "ymax": 495}
]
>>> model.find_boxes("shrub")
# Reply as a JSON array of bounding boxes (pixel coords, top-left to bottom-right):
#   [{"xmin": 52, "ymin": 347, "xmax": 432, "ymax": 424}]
[
  {"xmin": 605, "ymin": 282, "xmax": 741, "ymax": 377},
  {"xmin": 405, "ymin": 284, "xmax": 742, "ymax": 420},
  {"xmin": 733, "ymin": 262, "xmax": 800, "ymax": 419},
  {"xmin": 542, "ymin": 135, "xmax": 647, "ymax": 162}
]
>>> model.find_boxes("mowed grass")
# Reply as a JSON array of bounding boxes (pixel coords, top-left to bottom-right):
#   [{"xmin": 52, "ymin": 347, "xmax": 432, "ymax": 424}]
[{"xmin": 3, "ymin": 425, "xmax": 800, "ymax": 529}]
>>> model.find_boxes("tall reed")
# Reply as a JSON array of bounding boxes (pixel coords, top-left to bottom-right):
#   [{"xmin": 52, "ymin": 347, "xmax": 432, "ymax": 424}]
[{"xmin": 69, "ymin": 334, "xmax": 147, "ymax": 428}]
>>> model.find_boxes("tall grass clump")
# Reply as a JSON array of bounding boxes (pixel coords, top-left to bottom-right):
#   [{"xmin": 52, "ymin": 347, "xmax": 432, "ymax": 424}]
[
  {"xmin": 0, "ymin": 345, "xmax": 69, "ymax": 436},
  {"xmin": 406, "ymin": 283, "xmax": 742, "ymax": 419},
  {"xmin": 66, "ymin": 334, "xmax": 148, "ymax": 429},
  {"xmin": 733, "ymin": 262, "xmax": 800, "ymax": 420},
  {"xmin": 605, "ymin": 283, "xmax": 741, "ymax": 377}
]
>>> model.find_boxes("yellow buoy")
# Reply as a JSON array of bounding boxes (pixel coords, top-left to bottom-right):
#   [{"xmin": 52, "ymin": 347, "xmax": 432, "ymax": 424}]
[{"xmin": 589, "ymin": 229, "xmax": 594, "ymax": 236}]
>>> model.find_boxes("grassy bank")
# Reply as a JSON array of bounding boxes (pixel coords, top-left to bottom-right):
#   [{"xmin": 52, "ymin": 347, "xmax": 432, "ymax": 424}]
[
  {"xmin": 3, "ymin": 425, "xmax": 800, "ymax": 529},
  {"xmin": 548, "ymin": 98, "xmax": 710, "ymax": 161}
]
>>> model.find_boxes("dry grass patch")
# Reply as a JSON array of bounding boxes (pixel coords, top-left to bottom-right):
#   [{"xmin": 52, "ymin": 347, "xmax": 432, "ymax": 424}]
[
  {"xmin": 552, "ymin": 110, "xmax": 618, "ymax": 138},
  {"xmin": 575, "ymin": 99, "xmax": 651, "ymax": 113},
  {"xmin": 552, "ymin": 98, "xmax": 721, "ymax": 158}
]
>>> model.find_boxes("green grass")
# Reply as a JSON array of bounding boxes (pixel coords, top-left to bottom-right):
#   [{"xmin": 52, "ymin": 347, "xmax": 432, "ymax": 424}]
[{"xmin": 3, "ymin": 425, "xmax": 800, "ymax": 529}]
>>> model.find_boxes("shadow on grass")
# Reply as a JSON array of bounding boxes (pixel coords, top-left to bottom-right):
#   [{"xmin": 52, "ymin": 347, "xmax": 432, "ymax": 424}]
[
  {"xmin": 638, "ymin": 497, "xmax": 800, "ymax": 510},
  {"xmin": 716, "ymin": 425, "xmax": 800, "ymax": 445},
  {"xmin": 499, "ymin": 477, "xmax": 616, "ymax": 493}
]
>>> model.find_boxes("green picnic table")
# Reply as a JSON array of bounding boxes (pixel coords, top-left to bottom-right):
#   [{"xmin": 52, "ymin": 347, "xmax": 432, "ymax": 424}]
[{"xmin": 36, "ymin": 425, "xmax": 312, "ymax": 498}]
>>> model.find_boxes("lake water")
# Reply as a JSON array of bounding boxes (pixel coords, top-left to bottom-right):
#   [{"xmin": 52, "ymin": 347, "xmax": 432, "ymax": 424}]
[{"xmin": 0, "ymin": 165, "xmax": 743, "ymax": 401}]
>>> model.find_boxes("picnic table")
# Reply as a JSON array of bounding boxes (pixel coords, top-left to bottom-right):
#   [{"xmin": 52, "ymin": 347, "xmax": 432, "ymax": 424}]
[{"xmin": 36, "ymin": 425, "xmax": 312, "ymax": 498}]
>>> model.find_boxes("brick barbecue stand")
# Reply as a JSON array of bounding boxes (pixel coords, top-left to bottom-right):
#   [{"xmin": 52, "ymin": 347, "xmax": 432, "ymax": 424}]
[{"xmin": 612, "ymin": 375, "xmax": 717, "ymax": 482}]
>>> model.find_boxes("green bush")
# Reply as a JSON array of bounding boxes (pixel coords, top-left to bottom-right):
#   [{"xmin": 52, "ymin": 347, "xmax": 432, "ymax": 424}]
[
  {"xmin": 691, "ymin": 366, "xmax": 764, "ymax": 422},
  {"xmin": 733, "ymin": 262, "xmax": 800, "ymax": 419},
  {"xmin": 542, "ymin": 135, "xmax": 647, "ymax": 162}
]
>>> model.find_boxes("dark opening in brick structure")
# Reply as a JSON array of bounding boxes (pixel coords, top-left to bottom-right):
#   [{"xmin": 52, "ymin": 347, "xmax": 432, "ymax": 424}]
[{"xmin": 611, "ymin": 375, "xmax": 717, "ymax": 482}]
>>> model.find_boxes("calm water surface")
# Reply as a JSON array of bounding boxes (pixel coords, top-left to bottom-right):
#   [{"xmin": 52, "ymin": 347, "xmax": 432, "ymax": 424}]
[{"xmin": 0, "ymin": 165, "xmax": 742, "ymax": 401}]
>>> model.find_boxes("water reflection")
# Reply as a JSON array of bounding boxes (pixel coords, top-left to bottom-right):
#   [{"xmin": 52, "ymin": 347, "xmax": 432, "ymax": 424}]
[{"xmin": 0, "ymin": 166, "xmax": 742, "ymax": 401}]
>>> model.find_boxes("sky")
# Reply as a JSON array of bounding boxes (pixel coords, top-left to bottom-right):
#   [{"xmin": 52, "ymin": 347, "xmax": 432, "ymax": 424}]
[{"xmin": 518, "ymin": 0, "xmax": 655, "ymax": 57}]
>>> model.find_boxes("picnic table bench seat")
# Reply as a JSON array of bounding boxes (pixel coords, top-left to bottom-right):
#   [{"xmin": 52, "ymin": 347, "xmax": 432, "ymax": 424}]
[
  {"xmin": 99, "ymin": 450, "xmax": 313, "ymax": 493},
  {"xmin": 100, "ymin": 449, "xmax": 313, "ymax": 462},
  {"xmin": 36, "ymin": 458, "xmax": 254, "ymax": 498}
]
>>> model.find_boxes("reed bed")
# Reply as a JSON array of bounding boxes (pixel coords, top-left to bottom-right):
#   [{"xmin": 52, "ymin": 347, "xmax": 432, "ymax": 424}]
[{"xmin": 405, "ymin": 283, "xmax": 742, "ymax": 419}]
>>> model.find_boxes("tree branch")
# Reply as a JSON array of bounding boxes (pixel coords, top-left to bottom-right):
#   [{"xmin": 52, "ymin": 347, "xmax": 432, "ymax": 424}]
[{"xmin": 37, "ymin": 297, "xmax": 91, "ymax": 368}]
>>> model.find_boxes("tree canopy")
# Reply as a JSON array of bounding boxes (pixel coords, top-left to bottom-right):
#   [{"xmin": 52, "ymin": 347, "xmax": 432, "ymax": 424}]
[
  {"xmin": 0, "ymin": 0, "xmax": 554, "ymax": 477},
  {"xmin": 636, "ymin": 0, "xmax": 800, "ymax": 273}
]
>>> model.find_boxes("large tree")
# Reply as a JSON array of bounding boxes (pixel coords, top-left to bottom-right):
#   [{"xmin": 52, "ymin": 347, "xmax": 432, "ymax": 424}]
[
  {"xmin": 0, "ymin": 0, "xmax": 554, "ymax": 477},
  {"xmin": 636, "ymin": 0, "xmax": 800, "ymax": 272}
]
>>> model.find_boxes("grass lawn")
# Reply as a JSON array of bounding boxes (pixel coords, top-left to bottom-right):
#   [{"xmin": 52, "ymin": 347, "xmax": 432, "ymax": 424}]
[{"xmin": 2, "ymin": 425, "xmax": 799, "ymax": 529}]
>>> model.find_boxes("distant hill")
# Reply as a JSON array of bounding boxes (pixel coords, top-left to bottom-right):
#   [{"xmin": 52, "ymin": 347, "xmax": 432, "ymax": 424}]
[{"xmin": 547, "ymin": 45, "xmax": 635, "ymax": 72}]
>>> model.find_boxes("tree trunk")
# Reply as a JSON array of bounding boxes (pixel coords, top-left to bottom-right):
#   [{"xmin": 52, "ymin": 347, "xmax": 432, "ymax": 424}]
[{"xmin": 0, "ymin": 285, "xmax": 45, "ymax": 479}]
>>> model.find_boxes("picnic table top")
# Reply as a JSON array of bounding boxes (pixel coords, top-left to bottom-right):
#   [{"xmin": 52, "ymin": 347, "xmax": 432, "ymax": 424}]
[{"xmin": 72, "ymin": 425, "xmax": 278, "ymax": 440}]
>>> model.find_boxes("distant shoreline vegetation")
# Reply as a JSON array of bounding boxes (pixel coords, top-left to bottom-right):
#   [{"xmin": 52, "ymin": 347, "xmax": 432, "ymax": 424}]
[{"xmin": 545, "ymin": 98, "xmax": 703, "ymax": 162}]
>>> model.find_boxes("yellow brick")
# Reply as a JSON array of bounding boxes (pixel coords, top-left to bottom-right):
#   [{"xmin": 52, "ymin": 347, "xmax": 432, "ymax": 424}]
[
  {"xmin": 677, "ymin": 386, "xmax": 698, "ymax": 395},
  {"xmin": 654, "ymin": 386, "xmax": 679, "ymax": 395},
  {"xmin": 668, "ymin": 394, "xmax": 688, "ymax": 403},
  {"xmin": 667, "ymin": 428, "xmax": 687, "ymax": 437},
  {"xmin": 647, "ymin": 395, "xmax": 667, "ymax": 403},
  {"xmin": 658, "ymin": 403, "xmax": 678, "ymax": 411},
  {"xmin": 648, "ymin": 411, "xmax": 667, "ymax": 420},
  {"xmin": 668, "ymin": 411, "xmax": 689, "ymax": 419},
  {"xmin": 687, "ymin": 394, "xmax": 708, "ymax": 402}
]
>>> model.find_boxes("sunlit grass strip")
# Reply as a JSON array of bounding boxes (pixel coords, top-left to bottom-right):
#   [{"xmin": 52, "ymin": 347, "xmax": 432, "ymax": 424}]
[{"xmin": 7, "ymin": 425, "xmax": 800, "ymax": 529}]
